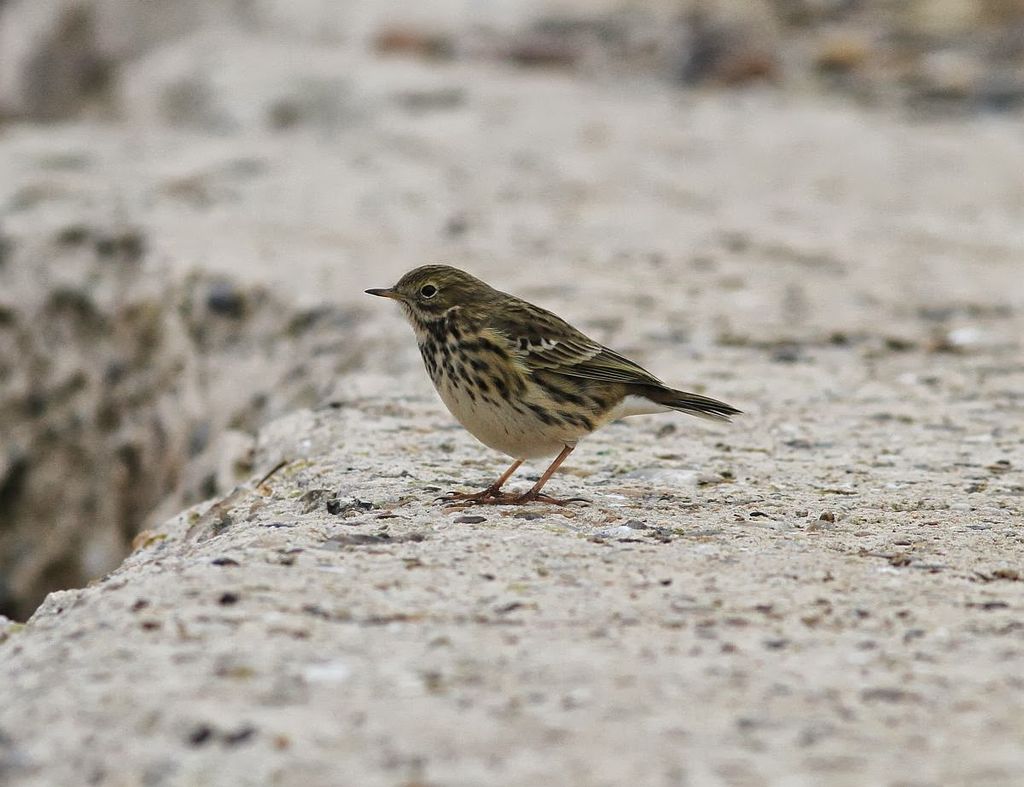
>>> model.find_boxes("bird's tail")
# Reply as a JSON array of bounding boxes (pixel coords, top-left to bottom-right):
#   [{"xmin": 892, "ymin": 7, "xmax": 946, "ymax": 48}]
[{"xmin": 642, "ymin": 385, "xmax": 741, "ymax": 423}]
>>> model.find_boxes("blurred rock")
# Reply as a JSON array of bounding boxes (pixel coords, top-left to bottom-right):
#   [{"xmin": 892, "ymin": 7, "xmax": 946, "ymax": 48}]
[
  {"xmin": 678, "ymin": 1, "xmax": 781, "ymax": 86},
  {"xmin": 499, "ymin": 15, "xmax": 629, "ymax": 70},
  {"xmin": 915, "ymin": 48, "xmax": 986, "ymax": 100},
  {"xmin": 976, "ymin": 69, "xmax": 1024, "ymax": 109},
  {"xmin": 0, "ymin": 0, "xmax": 197, "ymax": 120},
  {"xmin": 773, "ymin": 0, "xmax": 864, "ymax": 27},
  {"xmin": 0, "ymin": 0, "xmax": 353, "ymax": 121},
  {"xmin": 901, "ymin": 0, "xmax": 981, "ymax": 39},
  {"xmin": 116, "ymin": 31, "xmax": 357, "ymax": 132},
  {"xmin": 393, "ymin": 86, "xmax": 466, "ymax": 113},
  {"xmin": 814, "ymin": 31, "xmax": 872, "ymax": 76},
  {"xmin": 0, "ymin": 228, "xmax": 362, "ymax": 619},
  {"xmin": 0, "ymin": 0, "xmax": 111, "ymax": 120},
  {"xmin": 374, "ymin": 26, "xmax": 454, "ymax": 60},
  {"xmin": 3, "ymin": 0, "xmax": 1024, "ymax": 119},
  {"xmin": 507, "ymin": 33, "xmax": 586, "ymax": 69},
  {"xmin": 116, "ymin": 29, "xmax": 464, "ymax": 131}
]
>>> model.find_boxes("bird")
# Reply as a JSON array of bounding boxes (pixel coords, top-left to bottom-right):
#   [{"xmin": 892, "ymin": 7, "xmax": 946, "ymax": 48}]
[{"xmin": 366, "ymin": 265, "xmax": 740, "ymax": 505}]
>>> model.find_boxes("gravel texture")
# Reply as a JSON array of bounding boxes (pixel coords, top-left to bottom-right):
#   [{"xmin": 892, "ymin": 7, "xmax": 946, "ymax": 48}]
[{"xmin": 2, "ymin": 253, "xmax": 1023, "ymax": 785}]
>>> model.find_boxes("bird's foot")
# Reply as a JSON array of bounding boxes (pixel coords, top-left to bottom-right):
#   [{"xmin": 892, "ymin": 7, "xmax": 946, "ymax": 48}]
[
  {"xmin": 438, "ymin": 486, "xmax": 513, "ymax": 505},
  {"xmin": 439, "ymin": 488, "xmax": 588, "ymax": 507},
  {"xmin": 508, "ymin": 491, "xmax": 589, "ymax": 506}
]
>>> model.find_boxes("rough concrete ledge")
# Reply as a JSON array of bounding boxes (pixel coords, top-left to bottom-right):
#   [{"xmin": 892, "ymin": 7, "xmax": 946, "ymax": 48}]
[{"xmin": 1, "ymin": 386, "xmax": 1023, "ymax": 786}]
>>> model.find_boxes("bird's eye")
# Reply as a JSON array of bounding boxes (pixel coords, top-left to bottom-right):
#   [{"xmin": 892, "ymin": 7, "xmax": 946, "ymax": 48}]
[{"xmin": 420, "ymin": 284, "xmax": 438, "ymax": 299}]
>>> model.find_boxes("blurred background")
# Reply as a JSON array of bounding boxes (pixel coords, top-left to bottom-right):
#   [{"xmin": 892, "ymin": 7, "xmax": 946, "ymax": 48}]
[{"xmin": 1, "ymin": 0, "xmax": 1023, "ymax": 620}]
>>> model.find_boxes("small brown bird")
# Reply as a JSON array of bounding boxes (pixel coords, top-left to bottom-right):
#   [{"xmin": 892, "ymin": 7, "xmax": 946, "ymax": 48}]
[{"xmin": 367, "ymin": 265, "xmax": 739, "ymax": 504}]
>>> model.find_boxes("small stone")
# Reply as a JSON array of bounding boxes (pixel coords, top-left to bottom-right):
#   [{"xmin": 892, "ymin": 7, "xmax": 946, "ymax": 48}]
[
  {"xmin": 596, "ymin": 525, "xmax": 637, "ymax": 539},
  {"xmin": 323, "ymin": 533, "xmax": 388, "ymax": 547},
  {"xmin": 373, "ymin": 27, "xmax": 453, "ymax": 59},
  {"xmin": 444, "ymin": 214, "xmax": 469, "ymax": 237},
  {"xmin": 917, "ymin": 49, "xmax": 983, "ymax": 100},
  {"xmin": 56, "ymin": 224, "xmax": 91, "ymax": 246},
  {"xmin": 223, "ymin": 725, "xmax": 256, "ymax": 746},
  {"xmin": 861, "ymin": 687, "xmax": 919, "ymax": 704},
  {"xmin": 967, "ymin": 601, "xmax": 1009, "ymax": 611},
  {"xmin": 0, "ymin": 234, "xmax": 13, "ymax": 268},
  {"xmin": 298, "ymin": 489, "xmax": 328, "ymax": 513},
  {"xmin": 771, "ymin": 345, "xmax": 802, "ymax": 363},
  {"xmin": 326, "ymin": 497, "xmax": 373, "ymax": 516},
  {"xmin": 266, "ymin": 100, "xmax": 302, "ymax": 130},
  {"xmin": 506, "ymin": 35, "xmax": 582, "ymax": 69},
  {"xmin": 94, "ymin": 230, "xmax": 146, "ymax": 262},
  {"xmin": 395, "ymin": 87, "xmax": 465, "ymax": 113},
  {"xmin": 454, "ymin": 515, "xmax": 486, "ymax": 524},
  {"xmin": 815, "ymin": 34, "xmax": 870, "ymax": 75},
  {"xmin": 206, "ymin": 282, "xmax": 246, "ymax": 318},
  {"xmin": 884, "ymin": 337, "xmax": 916, "ymax": 352},
  {"xmin": 188, "ymin": 725, "xmax": 214, "ymax": 747}
]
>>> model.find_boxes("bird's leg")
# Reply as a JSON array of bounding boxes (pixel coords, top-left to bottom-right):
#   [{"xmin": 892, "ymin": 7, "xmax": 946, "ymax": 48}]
[
  {"xmin": 511, "ymin": 445, "xmax": 586, "ymax": 505},
  {"xmin": 441, "ymin": 459, "xmax": 524, "ymax": 504}
]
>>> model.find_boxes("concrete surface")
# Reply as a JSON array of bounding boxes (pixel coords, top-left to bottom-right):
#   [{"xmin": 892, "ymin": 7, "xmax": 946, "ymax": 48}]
[
  {"xmin": 2, "ymin": 259, "xmax": 1023, "ymax": 784},
  {"xmin": 2, "ymin": 16, "xmax": 1024, "ymax": 783}
]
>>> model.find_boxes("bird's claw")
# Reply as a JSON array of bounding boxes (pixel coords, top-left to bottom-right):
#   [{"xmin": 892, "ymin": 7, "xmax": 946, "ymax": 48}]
[
  {"xmin": 437, "ymin": 487, "xmax": 507, "ymax": 505},
  {"xmin": 438, "ymin": 490, "xmax": 588, "ymax": 507},
  {"xmin": 512, "ymin": 493, "xmax": 589, "ymax": 506}
]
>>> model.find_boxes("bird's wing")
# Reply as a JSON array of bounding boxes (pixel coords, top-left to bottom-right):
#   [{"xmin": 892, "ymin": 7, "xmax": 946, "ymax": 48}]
[{"xmin": 491, "ymin": 301, "xmax": 665, "ymax": 387}]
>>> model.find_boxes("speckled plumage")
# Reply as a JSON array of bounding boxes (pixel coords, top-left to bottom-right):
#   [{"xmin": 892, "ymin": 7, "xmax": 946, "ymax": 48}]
[{"xmin": 367, "ymin": 265, "xmax": 739, "ymax": 504}]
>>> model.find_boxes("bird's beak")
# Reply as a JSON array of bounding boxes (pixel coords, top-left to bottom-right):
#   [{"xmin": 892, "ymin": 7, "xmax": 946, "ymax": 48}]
[{"xmin": 365, "ymin": 287, "xmax": 401, "ymax": 300}]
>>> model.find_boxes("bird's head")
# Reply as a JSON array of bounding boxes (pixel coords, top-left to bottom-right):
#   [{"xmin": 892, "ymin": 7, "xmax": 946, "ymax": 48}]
[{"xmin": 365, "ymin": 265, "xmax": 494, "ymax": 321}]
